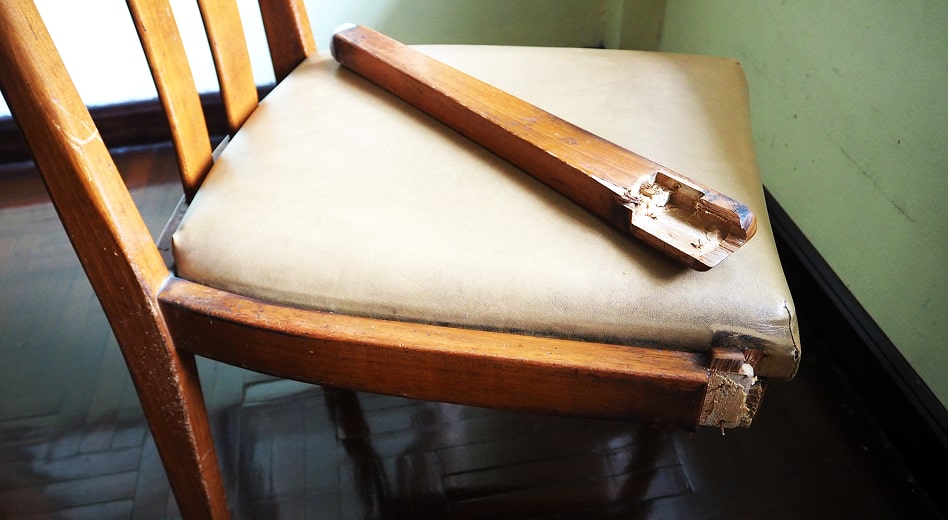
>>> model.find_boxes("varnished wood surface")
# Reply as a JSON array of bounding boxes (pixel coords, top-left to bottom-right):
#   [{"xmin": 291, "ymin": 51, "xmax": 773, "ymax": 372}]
[
  {"xmin": 126, "ymin": 0, "xmax": 214, "ymax": 199},
  {"xmin": 331, "ymin": 25, "xmax": 756, "ymax": 271},
  {"xmin": 159, "ymin": 278, "xmax": 709, "ymax": 428},
  {"xmin": 196, "ymin": 0, "xmax": 258, "ymax": 133},
  {"xmin": 1, "ymin": 3, "xmax": 227, "ymax": 517},
  {"xmin": 259, "ymin": 0, "xmax": 317, "ymax": 82},
  {"xmin": 0, "ymin": 143, "xmax": 934, "ymax": 518}
]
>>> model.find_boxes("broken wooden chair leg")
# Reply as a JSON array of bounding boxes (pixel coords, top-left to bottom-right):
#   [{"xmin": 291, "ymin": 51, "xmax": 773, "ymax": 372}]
[{"xmin": 331, "ymin": 24, "xmax": 757, "ymax": 270}]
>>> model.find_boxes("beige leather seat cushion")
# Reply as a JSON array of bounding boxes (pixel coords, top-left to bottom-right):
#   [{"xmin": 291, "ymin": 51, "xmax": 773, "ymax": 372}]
[{"xmin": 173, "ymin": 45, "xmax": 800, "ymax": 380}]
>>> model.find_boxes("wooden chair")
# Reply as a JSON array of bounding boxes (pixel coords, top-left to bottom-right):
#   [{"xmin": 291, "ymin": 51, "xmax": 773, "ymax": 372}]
[{"xmin": 0, "ymin": 1, "xmax": 799, "ymax": 518}]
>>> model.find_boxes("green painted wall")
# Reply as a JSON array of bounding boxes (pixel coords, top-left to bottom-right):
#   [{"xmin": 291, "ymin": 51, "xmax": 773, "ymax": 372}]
[
  {"xmin": 305, "ymin": 0, "xmax": 664, "ymax": 50},
  {"xmin": 660, "ymin": 1, "xmax": 948, "ymax": 405},
  {"xmin": 308, "ymin": 0, "xmax": 602, "ymax": 48}
]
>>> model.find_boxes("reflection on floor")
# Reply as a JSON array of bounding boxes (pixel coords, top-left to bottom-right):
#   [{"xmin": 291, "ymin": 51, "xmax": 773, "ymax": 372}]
[{"xmin": 0, "ymin": 143, "xmax": 927, "ymax": 518}]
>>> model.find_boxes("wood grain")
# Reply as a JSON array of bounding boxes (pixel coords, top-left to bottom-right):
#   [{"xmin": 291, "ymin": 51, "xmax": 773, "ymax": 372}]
[
  {"xmin": 126, "ymin": 0, "xmax": 214, "ymax": 199},
  {"xmin": 158, "ymin": 278, "xmax": 710, "ymax": 428},
  {"xmin": 0, "ymin": 3, "xmax": 228, "ymax": 518},
  {"xmin": 196, "ymin": 0, "xmax": 258, "ymax": 133},
  {"xmin": 259, "ymin": 0, "xmax": 317, "ymax": 82},
  {"xmin": 332, "ymin": 25, "xmax": 757, "ymax": 270},
  {"xmin": 1, "ymin": 143, "xmax": 929, "ymax": 519}
]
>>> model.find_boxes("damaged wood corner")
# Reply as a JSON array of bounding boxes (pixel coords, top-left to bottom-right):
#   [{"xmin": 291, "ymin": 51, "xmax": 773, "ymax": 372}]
[{"xmin": 700, "ymin": 347, "xmax": 765, "ymax": 429}]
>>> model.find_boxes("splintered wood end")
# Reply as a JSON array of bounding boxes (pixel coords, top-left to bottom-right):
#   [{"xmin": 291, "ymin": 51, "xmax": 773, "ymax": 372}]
[
  {"xmin": 332, "ymin": 24, "xmax": 758, "ymax": 271},
  {"xmin": 625, "ymin": 170, "xmax": 757, "ymax": 270}
]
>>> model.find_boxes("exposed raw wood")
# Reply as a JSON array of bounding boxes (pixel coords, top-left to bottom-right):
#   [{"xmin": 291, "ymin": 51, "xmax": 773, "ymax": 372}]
[
  {"xmin": 158, "ymin": 277, "xmax": 710, "ymax": 428},
  {"xmin": 0, "ymin": 2, "xmax": 228, "ymax": 518},
  {"xmin": 259, "ymin": 0, "xmax": 317, "ymax": 82},
  {"xmin": 710, "ymin": 347, "xmax": 747, "ymax": 373},
  {"xmin": 743, "ymin": 347, "xmax": 766, "ymax": 369},
  {"xmin": 700, "ymin": 347, "xmax": 761, "ymax": 428},
  {"xmin": 331, "ymin": 25, "xmax": 757, "ymax": 270},
  {"xmin": 126, "ymin": 0, "xmax": 213, "ymax": 199},
  {"xmin": 196, "ymin": 0, "xmax": 258, "ymax": 132}
]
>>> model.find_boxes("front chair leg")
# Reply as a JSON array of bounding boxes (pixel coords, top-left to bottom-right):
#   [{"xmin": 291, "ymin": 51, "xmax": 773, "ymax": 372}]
[{"xmin": 123, "ymin": 342, "xmax": 230, "ymax": 519}]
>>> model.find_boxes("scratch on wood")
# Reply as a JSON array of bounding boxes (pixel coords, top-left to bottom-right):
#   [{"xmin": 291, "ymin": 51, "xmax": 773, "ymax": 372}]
[{"xmin": 50, "ymin": 97, "xmax": 100, "ymax": 149}]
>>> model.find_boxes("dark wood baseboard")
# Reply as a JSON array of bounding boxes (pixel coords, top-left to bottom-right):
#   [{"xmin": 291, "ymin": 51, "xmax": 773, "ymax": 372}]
[
  {"xmin": 766, "ymin": 189, "xmax": 948, "ymax": 514},
  {"xmin": 0, "ymin": 86, "xmax": 272, "ymax": 164},
  {"xmin": 1, "ymin": 115, "xmax": 32, "ymax": 164},
  {"xmin": 1, "ymin": 99, "xmax": 181, "ymax": 164}
]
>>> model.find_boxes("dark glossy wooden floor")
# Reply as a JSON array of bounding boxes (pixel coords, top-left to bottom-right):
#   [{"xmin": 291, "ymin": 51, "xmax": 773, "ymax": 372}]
[{"xmin": 0, "ymin": 143, "xmax": 933, "ymax": 518}]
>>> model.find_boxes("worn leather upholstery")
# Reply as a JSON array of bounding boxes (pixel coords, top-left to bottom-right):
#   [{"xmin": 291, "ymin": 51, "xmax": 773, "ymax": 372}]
[{"xmin": 173, "ymin": 45, "xmax": 800, "ymax": 379}]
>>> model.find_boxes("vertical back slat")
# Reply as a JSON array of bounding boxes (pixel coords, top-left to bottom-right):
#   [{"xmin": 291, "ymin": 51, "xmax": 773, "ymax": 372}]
[
  {"xmin": 259, "ymin": 0, "xmax": 317, "ymax": 82},
  {"xmin": 126, "ymin": 0, "xmax": 213, "ymax": 199},
  {"xmin": 197, "ymin": 0, "xmax": 258, "ymax": 133}
]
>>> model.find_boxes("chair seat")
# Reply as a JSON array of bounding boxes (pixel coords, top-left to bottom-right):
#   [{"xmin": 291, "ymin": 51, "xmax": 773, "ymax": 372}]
[{"xmin": 172, "ymin": 45, "xmax": 799, "ymax": 380}]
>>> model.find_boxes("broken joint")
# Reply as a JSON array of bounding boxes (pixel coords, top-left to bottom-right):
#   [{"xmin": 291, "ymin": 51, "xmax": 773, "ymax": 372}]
[{"xmin": 700, "ymin": 349, "xmax": 763, "ymax": 429}]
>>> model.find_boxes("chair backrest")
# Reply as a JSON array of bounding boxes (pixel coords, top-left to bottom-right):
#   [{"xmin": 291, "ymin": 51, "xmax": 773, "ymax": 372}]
[
  {"xmin": 0, "ymin": 0, "xmax": 315, "ymax": 199},
  {"xmin": 128, "ymin": 0, "xmax": 316, "ymax": 198},
  {"xmin": 0, "ymin": 0, "xmax": 317, "ymax": 314},
  {"xmin": 0, "ymin": 0, "xmax": 321, "ymax": 359},
  {"xmin": 0, "ymin": 3, "xmax": 316, "ymax": 516}
]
